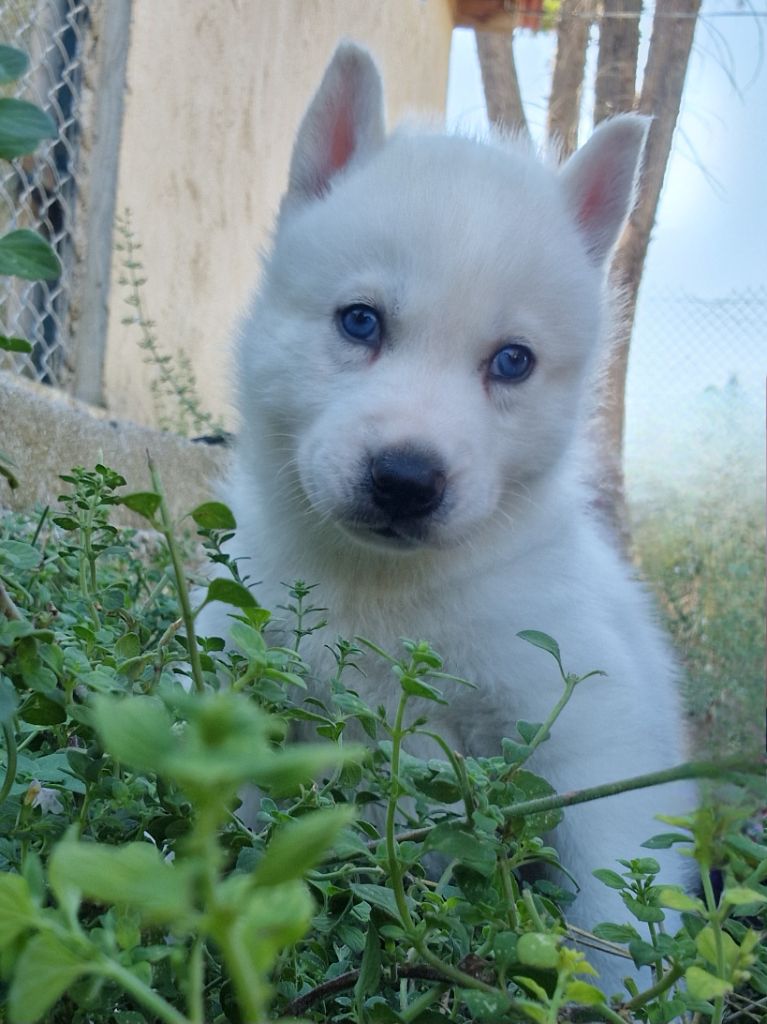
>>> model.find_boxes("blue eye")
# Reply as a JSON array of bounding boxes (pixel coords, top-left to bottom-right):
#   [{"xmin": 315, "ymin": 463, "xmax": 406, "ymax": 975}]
[
  {"xmin": 488, "ymin": 342, "xmax": 535, "ymax": 383},
  {"xmin": 337, "ymin": 304, "xmax": 382, "ymax": 346}
]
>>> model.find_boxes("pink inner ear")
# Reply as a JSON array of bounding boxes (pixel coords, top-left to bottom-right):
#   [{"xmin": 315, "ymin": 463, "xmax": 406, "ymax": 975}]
[
  {"xmin": 329, "ymin": 107, "xmax": 355, "ymax": 175},
  {"xmin": 578, "ymin": 167, "xmax": 608, "ymax": 228}
]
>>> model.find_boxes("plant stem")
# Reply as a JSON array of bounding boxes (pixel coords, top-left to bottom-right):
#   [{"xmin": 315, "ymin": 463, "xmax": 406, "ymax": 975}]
[
  {"xmin": 420, "ymin": 728, "xmax": 475, "ymax": 820},
  {"xmin": 522, "ymin": 888, "xmax": 545, "ymax": 931},
  {"xmin": 567, "ymin": 1004, "xmax": 629, "ymax": 1024},
  {"xmin": 217, "ymin": 931, "xmax": 267, "ymax": 1023},
  {"xmin": 624, "ymin": 963, "xmax": 685, "ymax": 1011},
  {"xmin": 402, "ymin": 982, "xmax": 446, "ymax": 1022},
  {"xmin": 523, "ymin": 673, "xmax": 578, "ymax": 764},
  {"xmin": 0, "ymin": 721, "xmax": 18, "ymax": 804},
  {"xmin": 364, "ymin": 757, "xmax": 763, "ymax": 858},
  {"xmin": 30, "ymin": 504, "xmax": 49, "ymax": 547},
  {"xmin": 187, "ymin": 937, "xmax": 205, "ymax": 1024},
  {"xmin": 386, "ymin": 691, "xmax": 418, "ymax": 934},
  {"xmin": 702, "ymin": 868, "xmax": 726, "ymax": 1024},
  {"xmin": 499, "ymin": 856, "xmax": 520, "ymax": 929},
  {"xmin": 0, "ymin": 579, "xmax": 22, "ymax": 620},
  {"xmin": 502, "ymin": 758, "xmax": 763, "ymax": 820},
  {"xmin": 101, "ymin": 960, "xmax": 190, "ymax": 1024},
  {"xmin": 148, "ymin": 456, "xmax": 205, "ymax": 693},
  {"xmin": 284, "ymin": 964, "xmax": 451, "ymax": 1016},
  {"xmin": 414, "ymin": 942, "xmax": 504, "ymax": 1001}
]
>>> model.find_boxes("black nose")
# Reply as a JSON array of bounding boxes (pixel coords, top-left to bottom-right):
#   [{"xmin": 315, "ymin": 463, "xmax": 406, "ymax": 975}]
[{"xmin": 369, "ymin": 448, "xmax": 446, "ymax": 519}]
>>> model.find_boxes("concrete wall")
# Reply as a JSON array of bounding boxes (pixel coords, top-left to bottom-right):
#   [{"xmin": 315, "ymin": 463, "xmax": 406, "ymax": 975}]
[
  {"xmin": 104, "ymin": 0, "xmax": 454, "ymax": 430},
  {"xmin": 0, "ymin": 371, "xmax": 227, "ymax": 526}
]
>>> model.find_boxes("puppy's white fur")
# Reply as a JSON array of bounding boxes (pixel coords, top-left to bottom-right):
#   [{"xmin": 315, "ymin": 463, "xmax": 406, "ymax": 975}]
[{"xmin": 205, "ymin": 44, "xmax": 695, "ymax": 993}]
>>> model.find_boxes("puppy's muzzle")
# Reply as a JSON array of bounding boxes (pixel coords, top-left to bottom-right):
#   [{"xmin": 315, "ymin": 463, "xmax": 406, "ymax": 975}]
[{"xmin": 369, "ymin": 447, "xmax": 446, "ymax": 519}]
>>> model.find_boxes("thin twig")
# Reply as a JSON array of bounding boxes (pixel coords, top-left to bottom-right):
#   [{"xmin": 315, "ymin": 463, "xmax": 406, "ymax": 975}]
[
  {"xmin": 365, "ymin": 757, "xmax": 764, "ymax": 852},
  {"xmin": 0, "ymin": 580, "xmax": 22, "ymax": 620},
  {"xmin": 284, "ymin": 964, "xmax": 449, "ymax": 1016},
  {"xmin": 723, "ymin": 994, "xmax": 767, "ymax": 1023}
]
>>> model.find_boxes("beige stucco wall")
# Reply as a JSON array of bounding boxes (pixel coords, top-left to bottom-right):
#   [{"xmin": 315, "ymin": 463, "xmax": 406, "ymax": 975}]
[{"xmin": 104, "ymin": 0, "xmax": 454, "ymax": 430}]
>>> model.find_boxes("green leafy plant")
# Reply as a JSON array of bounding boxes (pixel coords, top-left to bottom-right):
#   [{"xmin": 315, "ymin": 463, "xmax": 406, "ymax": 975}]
[
  {"xmin": 0, "ymin": 44, "xmax": 61, "ymax": 305},
  {"xmin": 115, "ymin": 209, "xmax": 226, "ymax": 439},
  {"xmin": 0, "ymin": 464, "xmax": 763, "ymax": 1023},
  {"xmin": 0, "ymin": 44, "xmax": 63, "ymax": 492}
]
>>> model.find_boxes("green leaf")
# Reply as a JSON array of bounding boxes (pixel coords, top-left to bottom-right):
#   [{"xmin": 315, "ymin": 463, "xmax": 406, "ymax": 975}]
[
  {"xmin": 516, "ymin": 630, "xmax": 562, "ymax": 665},
  {"xmin": 424, "ymin": 821, "xmax": 497, "ymax": 877},
  {"xmin": 0, "ymin": 98, "xmax": 56, "ymax": 159},
  {"xmin": 695, "ymin": 925, "xmax": 739, "ymax": 972},
  {"xmin": 564, "ymin": 981, "xmax": 606, "ymax": 1005},
  {"xmin": 0, "ymin": 229, "xmax": 60, "ymax": 280},
  {"xmin": 253, "ymin": 806, "xmax": 356, "ymax": 887},
  {"xmin": 350, "ymin": 883, "xmax": 408, "ymax": 920},
  {"xmin": 49, "ymin": 840, "xmax": 193, "ymax": 924},
  {"xmin": 51, "ymin": 515, "xmax": 78, "ymax": 531},
  {"xmin": 506, "ymin": 769, "xmax": 562, "ymax": 836},
  {"xmin": 354, "ymin": 922, "xmax": 382, "ymax": 1003},
  {"xmin": 513, "ymin": 999, "xmax": 548, "ymax": 1024},
  {"xmin": 592, "ymin": 868, "xmax": 626, "ymax": 890},
  {"xmin": 502, "ymin": 737, "xmax": 532, "ymax": 764},
  {"xmin": 20, "ymin": 692, "xmax": 66, "ymax": 725},
  {"xmin": 631, "ymin": 857, "xmax": 660, "ymax": 875},
  {"xmin": 398, "ymin": 673, "xmax": 446, "ymax": 704},
  {"xmin": 0, "ymin": 873, "xmax": 38, "ymax": 948},
  {"xmin": 517, "ymin": 932, "xmax": 560, "ymax": 969},
  {"xmin": 641, "ymin": 832, "xmax": 692, "ymax": 849},
  {"xmin": 657, "ymin": 886, "xmax": 705, "ymax": 912},
  {"xmin": 91, "ymin": 695, "xmax": 172, "ymax": 774},
  {"xmin": 0, "ymin": 335, "xmax": 33, "ymax": 353},
  {"xmin": 723, "ymin": 886, "xmax": 767, "ymax": 906},
  {"xmin": 254, "ymin": 740, "xmax": 353, "ymax": 794},
  {"xmin": 0, "ymin": 674, "xmax": 18, "ymax": 725},
  {"xmin": 628, "ymin": 939, "xmax": 661, "ymax": 966},
  {"xmin": 0, "ymin": 454, "xmax": 19, "ymax": 489},
  {"xmin": 119, "ymin": 491, "xmax": 161, "ymax": 520},
  {"xmin": 0, "ymin": 46, "xmax": 29, "ymax": 85},
  {"xmin": 190, "ymin": 501, "xmax": 236, "ymax": 529},
  {"xmin": 202, "ymin": 577, "xmax": 257, "ymax": 610},
  {"xmin": 8, "ymin": 931, "xmax": 91, "ymax": 1024},
  {"xmin": 229, "ymin": 620, "xmax": 266, "ymax": 659},
  {"xmin": 115, "ymin": 632, "xmax": 141, "ymax": 660},
  {"xmin": 684, "ymin": 966, "xmax": 733, "ymax": 1001},
  {"xmin": 459, "ymin": 989, "xmax": 510, "ymax": 1020},
  {"xmin": 215, "ymin": 877, "xmax": 313, "ymax": 974},
  {"xmin": 592, "ymin": 922, "xmax": 641, "ymax": 943},
  {"xmin": 0, "ymin": 539, "xmax": 40, "ymax": 569},
  {"xmin": 516, "ymin": 720, "xmax": 545, "ymax": 744},
  {"xmin": 621, "ymin": 892, "xmax": 665, "ymax": 923}
]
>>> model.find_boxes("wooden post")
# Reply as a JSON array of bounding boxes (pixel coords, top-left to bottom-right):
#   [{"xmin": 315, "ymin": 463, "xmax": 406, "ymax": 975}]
[{"xmin": 71, "ymin": 0, "xmax": 132, "ymax": 407}]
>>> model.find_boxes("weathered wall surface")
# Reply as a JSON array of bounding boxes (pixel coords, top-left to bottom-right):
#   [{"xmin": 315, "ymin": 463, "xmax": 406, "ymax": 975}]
[
  {"xmin": 0, "ymin": 372, "xmax": 228, "ymax": 525},
  {"xmin": 105, "ymin": 0, "xmax": 454, "ymax": 429}
]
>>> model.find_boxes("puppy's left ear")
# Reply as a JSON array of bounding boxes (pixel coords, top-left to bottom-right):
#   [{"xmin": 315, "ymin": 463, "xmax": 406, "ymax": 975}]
[
  {"xmin": 560, "ymin": 115, "xmax": 649, "ymax": 266},
  {"xmin": 286, "ymin": 42, "xmax": 385, "ymax": 206}
]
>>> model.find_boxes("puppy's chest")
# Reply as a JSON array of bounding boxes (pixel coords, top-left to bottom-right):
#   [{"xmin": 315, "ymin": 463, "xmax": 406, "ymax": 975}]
[{"xmin": 265, "ymin": 584, "xmax": 538, "ymax": 755}]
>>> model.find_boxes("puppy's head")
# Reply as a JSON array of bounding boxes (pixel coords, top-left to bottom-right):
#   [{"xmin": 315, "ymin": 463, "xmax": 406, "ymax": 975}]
[{"xmin": 240, "ymin": 43, "xmax": 647, "ymax": 551}]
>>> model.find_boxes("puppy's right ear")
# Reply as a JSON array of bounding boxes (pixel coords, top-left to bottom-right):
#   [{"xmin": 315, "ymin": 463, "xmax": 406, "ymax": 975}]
[{"xmin": 286, "ymin": 43, "xmax": 385, "ymax": 207}]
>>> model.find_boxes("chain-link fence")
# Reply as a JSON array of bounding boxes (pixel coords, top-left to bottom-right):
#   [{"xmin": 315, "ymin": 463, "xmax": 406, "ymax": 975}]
[
  {"xmin": 0, "ymin": 0, "xmax": 89, "ymax": 387},
  {"xmin": 625, "ymin": 286, "xmax": 766, "ymax": 494}
]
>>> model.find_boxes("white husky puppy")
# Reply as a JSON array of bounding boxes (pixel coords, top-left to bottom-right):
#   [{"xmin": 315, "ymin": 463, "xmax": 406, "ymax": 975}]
[{"xmin": 206, "ymin": 44, "xmax": 695, "ymax": 990}]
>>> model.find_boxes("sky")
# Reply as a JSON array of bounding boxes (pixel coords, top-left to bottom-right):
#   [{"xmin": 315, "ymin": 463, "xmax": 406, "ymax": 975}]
[
  {"xmin": 445, "ymin": 1, "xmax": 766, "ymax": 486},
  {"xmin": 446, "ymin": 0, "xmax": 767, "ymax": 296}
]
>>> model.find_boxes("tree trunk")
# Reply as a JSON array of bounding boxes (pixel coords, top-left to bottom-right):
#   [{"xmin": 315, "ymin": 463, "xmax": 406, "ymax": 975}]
[
  {"xmin": 547, "ymin": 0, "xmax": 593, "ymax": 157},
  {"xmin": 593, "ymin": 0, "xmax": 641, "ymax": 125},
  {"xmin": 475, "ymin": 31, "xmax": 530, "ymax": 139},
  {"xmin": 596, "ymin": 0, "xmax": 702, "ymax": 536}
]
